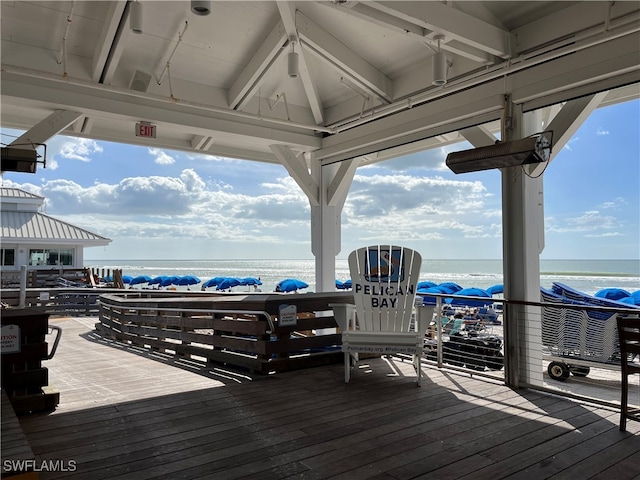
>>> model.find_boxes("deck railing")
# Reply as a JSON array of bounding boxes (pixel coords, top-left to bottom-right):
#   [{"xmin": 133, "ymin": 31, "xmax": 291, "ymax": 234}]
[
  {"xmin": 0, "ymin": 288, "xmax": 225, "ymax": 315},
  {"xmin": 1, "ymin": 268, "xmax": 89, "ymax": 289},
  {"xmin": 1, "ymin": 287, "xmax": 109, "ymax": 315},
  {"xmin": 96, "ymin": 291, "xmax": 353, "ymax": 374}
]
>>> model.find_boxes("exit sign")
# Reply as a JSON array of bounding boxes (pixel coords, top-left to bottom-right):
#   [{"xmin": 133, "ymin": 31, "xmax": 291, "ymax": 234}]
[{"xmin": 136, "ymin": 123, "xmax": 156, "ymax": 138}]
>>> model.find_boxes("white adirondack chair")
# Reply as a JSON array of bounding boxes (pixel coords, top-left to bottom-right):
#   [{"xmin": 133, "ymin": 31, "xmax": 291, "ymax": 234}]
[{"xmin": 331, "ymin": 245, "xmax": 433, "ymax": 385}]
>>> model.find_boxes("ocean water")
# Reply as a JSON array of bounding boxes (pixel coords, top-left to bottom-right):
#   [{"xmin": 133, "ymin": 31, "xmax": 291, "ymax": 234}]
[{"xmin": 85, "ymin": 258, "xmax": 640, "ymax": 296}]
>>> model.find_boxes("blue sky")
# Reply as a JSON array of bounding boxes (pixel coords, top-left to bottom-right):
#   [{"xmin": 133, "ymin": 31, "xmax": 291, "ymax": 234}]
[{"xmin": 1, "ymin": 99, "xmax": 638, "ymax": 260}]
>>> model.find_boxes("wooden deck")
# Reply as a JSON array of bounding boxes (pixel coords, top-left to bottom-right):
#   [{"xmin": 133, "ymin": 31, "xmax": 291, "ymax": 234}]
[{"xmin": 7, "ymin": 316, "xmax": 640, "ymax": 479}]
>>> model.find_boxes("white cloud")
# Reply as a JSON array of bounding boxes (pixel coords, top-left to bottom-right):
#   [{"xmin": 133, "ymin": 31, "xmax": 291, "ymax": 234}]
[
  {"xmin": 340, "ymin": 173, "xmax": 497, "ymax": 245},
  {"xmin": 599, "ymin": 197, "xmax": 626, "ymax": 209},
  {"xmin": 58, "ymin": 138, "xmax": 103, "ymax": 162},
  {"xmin": 180, "ymin": 168, "xmax": 206, "ymax": 192},
  {"xmin": 596, "ymin": 127, "xmax": 609, "ymax": 136},
  {"xmin": 568, "ymin": 210, "xmax": 619, "ymax": 230},
  {"xmin": 7, "ymin": 170, "xmax": 314, "ymax": 248},
  {"xmin": 185, "ymin": 152, "xmax": 239, "ymax": 163},
  {"xmin": 585, "ymin": 232, "xmax": 623, "ymax": 238},
  {"xmin": 346, "ymin": 173, "xmax": 489, "ymax": 219},
  {"xmin": 148, "ymin": 147, "xmax": 175, "ymax": 165},
  {"xmin": 546, "ymin": 210, "xmax": 622, "ymax": 235}
]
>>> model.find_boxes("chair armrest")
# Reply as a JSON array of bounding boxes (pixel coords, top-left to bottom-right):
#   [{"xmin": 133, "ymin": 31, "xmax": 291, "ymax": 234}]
[
  {"xmin": 329, "ymin": 303, "xmax": 356, "ymax": 331},
  {"xmin": 415, "ymin": 305, "xmax": 435, "ymax": 334}
]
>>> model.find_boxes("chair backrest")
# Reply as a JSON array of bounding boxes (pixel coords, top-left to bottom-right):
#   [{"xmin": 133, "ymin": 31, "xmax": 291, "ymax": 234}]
[
  {"xmin": 348, "ymin": 245, "xmax": 422, "ymax": 333},
  {"xmin": 617, "ymin": 316, "xmax": 640, "ymax": 367}
]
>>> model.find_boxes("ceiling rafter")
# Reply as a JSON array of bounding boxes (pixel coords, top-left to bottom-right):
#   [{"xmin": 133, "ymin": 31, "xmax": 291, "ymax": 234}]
[
  {"xmin": 295, "ymin": 11, "xmax": 393, "ymax": 104},
  {"xmin": 512, "ymin": 2, "xmax": 640, "ymax": 54},
  {"xmin": 367, "ymin": 1, "xmax": 510, "ymax": 58},
  {"xmin": 100, "ymin": 3, "xmax": 135, "ymax": 85},
  {"xmin": 332, "ymin": 1, "xmax": 497, "ymax": 64},
  {"xmin": 276, "ymin": 1, "xmax": 324, "ymax": 125},
  {"xmin": 459, "ymin": 125, "xmax": 497, "ymax": 148},
  {"xmin": 91, "ymin": 1, "xmax": 127, "ymax": 83},
  {"xmin": 327, "ymin": 1, "xmax": 427, "ymax": 37},
  {"xmin": 421, "ymin": 37, "xmax": 497, "ymax": 65},
  {"xmin": 228, "ymin": 20, "xmax": 288, "ymax": 110}
]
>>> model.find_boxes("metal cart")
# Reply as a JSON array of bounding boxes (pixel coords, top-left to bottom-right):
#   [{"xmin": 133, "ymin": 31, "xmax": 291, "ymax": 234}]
[{"xmin": 541, "ymin": 288, "xmax": 621, "ymax": 381}]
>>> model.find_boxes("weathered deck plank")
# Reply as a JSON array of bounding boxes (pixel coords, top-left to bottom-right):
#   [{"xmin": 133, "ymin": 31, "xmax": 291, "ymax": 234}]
[{"xmin": 12, "ymin": 317, "xmax": 640, "ymax": 479}]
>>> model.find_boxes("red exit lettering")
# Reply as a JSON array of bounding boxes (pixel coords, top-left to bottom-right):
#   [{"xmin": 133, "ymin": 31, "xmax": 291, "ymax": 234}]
[{"xmin": 136, "ymin": 123, "xmax": 156, "ymax": 138}]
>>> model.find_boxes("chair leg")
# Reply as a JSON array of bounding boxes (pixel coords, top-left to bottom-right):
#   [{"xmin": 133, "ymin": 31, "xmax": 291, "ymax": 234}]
[
  {"xmin": 344, "ymin": 351, "xmax": 351, "ymax": 383},
  {"xmin": 620, "ymin": 373, "xmax": 628, "ymax": 431},
  {"xmin": 414, "ymin": 354, "xmax": 422, "ymax": 387}
]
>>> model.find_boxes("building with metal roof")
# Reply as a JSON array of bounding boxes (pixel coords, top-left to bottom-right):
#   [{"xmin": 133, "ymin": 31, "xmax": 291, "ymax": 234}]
[{"xmin": 1, "ymin": 187, "xmax": 111, "ymax": 272}]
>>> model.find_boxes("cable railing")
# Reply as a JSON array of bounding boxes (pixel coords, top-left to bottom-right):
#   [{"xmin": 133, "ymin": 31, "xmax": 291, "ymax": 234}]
[{"xmin": 418, "ymin": 291, "xmax": 639, "ymax": 411}]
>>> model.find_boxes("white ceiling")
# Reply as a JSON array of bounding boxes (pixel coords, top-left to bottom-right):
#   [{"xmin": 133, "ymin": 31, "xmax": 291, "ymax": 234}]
[{"xmin": 1, "ymin": 1, "xmax": 639, "ymax": 167}]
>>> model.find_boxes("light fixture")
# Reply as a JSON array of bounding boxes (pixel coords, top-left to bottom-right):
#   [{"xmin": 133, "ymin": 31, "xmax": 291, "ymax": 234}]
[
  {"xmin": 432, "ymin": 35, "xmax": 447, "ymax": 86},
  {"xmin": 129, "ymin": 1, "xmax": 143, "ymax": 34},
  {"xmin": 288, "ymin": 37, "xmax": 299, "ymax": 79},
  {"xmin": 191, "ymin": 0, "xmax": 211, "ymax": 16}
]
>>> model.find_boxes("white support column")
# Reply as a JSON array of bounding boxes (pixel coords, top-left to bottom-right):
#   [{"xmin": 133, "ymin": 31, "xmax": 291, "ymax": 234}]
[
  {"xmin": 502, "ymin": 94, "xmax": 606, "ymax": 388},
  {"xmin": 270, "ymin": 145, "xmax": 357, "ymax": 293},
  {"xmin": 310, "ymin": 155, "xmax": 357, "ymax": 292},
  {"xmin": 310, "ymin": 183, "xmax": 339, "ymax": 292},
  {"xmin": 502, "ymin": 101, "xmax": 545, "ymax": 388}
]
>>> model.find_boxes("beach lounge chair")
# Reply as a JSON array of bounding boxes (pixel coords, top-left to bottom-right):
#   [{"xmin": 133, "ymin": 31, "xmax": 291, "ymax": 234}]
[
  {"xmin": 617, "ymin": 315, "xmax": 640, "ymax": 431},
  {"xmin": 331, "ymin": 245, "xmax": 432, "ymax": 385}
]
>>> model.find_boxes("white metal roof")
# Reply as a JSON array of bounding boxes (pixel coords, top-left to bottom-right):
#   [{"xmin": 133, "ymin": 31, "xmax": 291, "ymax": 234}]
[
  {"xmin": 1, "ymin": 1, "xmax": 638, "ymax": 166},
  {"xmin": 1, "ymin": 210, "xmax": 111, "ymax": 246},
  {"xmin": 0, "ymin": 187, "xmax": 44, "ymax": 202}
]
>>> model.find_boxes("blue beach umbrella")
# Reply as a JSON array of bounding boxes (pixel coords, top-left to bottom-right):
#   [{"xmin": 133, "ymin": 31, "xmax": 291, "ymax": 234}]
[
  {"xmin": 619, "ymin": 296, "xmax": 640, "ymax": 306},
  {"xmin": 446, "ymin": 287, "xmax": 491, "ymax": 307},
  {"xmin": 417, "ymin": 281, "xmax": 437, "ymax": 290},
  {"xmin": 241, "ymin": 277, "xmax": 262, "ymax": 286},
  {"xmin": 176, "ymin": 275, "xmax": 201, "ymax": 286},
  {"xmin": 417, "ymin": 286, "xmax": 447, "ymax": 305},
  {"xmin": 417, "ymin": 285, "xmax": 447, "ymax": 293},
  {"xmin": 148, "ymin": 275, "xmax": 167, "ymax": 286},
  {"xmin": 276, "ymin": 278, "xmax": 309, "ymax": 293},
  {"xmin": 216, "ymin": 277, "xmax": 241, "ymax": 291},
  {"xmin": 594, "ymin": 287, "xmax": 631, "ymax": 301},
  {"xmin": 202, "ymin": 277, "xmax": 227, "ymax": 288},
  {"xmin": 335, "ymin": 279, "xmax": 345, "ymax": 290},
  {"xmin": 437, "ymin": 282, "xmax": 463, "ymax": 294},
  {"xmin": 159, "ymin": 276, "xmax": 178, "ymax": 287},
  {"xmin": 130, "ymin": 275, "xmax": 152, "ymax": 286},
  {"xmin": 343, "ymin": 279, "xmax": 352, "ymax": 289},
  {"xmin": 122, "ymin": 275, "xmax": 133, "ymax": 284},
  {"xmin": 486, "ymin": 284, "xmax": 504, "ymax": 296}
]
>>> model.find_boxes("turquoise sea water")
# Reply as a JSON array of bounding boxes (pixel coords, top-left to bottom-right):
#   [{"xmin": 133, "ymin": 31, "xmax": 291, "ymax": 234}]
[{"xmin": 85, "ymin": 259, "xmax": 640, "ymax": 296}]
